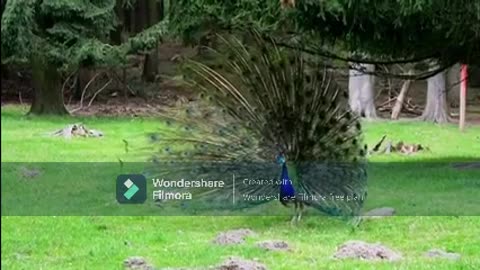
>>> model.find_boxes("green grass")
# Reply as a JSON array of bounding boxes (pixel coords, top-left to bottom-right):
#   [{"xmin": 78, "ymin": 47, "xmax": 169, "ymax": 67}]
[{"xmin": 2, "ymin": 104, "xmax": 480, "ymax": 270}]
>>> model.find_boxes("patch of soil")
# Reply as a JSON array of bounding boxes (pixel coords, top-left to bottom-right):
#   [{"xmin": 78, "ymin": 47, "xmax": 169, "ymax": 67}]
[
  {"xmin": 362, "ymin": 207, "xmax": 396, "ymax": 219},
  {"xmin": 123, "ymin": 257, "xmax": 154, "ymax": 270},
  {"xmin": 50, "ymin": 123, "xmax": 103, "ymax": 138},
  {"xmin": 256, "ymin": 240, "xmax": 291, "ymax": 251},
  {"xmin": 451, "ymin": 162, "xmax": 480, "ymax": 170},
  {"xmin": 69, "ymin": 79, "xmax": 194, "ymax": 117},
  {"xmin": 19, "ymin": 166, "xmax": 42, "ymax": 179},
  {"xmin": 212, "ymin": 229, "xmax": 256, "ymax": 245},
  {"xmin": 215, "ymin": 256, "xmax": 267, "ymax": 270},
  {"xmin": 424, "ymin": 249, "xmax": 461, "ymax": 260},
  {"xmin": 334, "ymin": 240, "xmax": 402, "ymax": 261}
]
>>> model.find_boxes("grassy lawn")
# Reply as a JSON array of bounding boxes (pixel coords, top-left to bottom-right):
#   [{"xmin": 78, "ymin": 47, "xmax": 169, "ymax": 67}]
[{"xmin": 1, "ymin": 104, "xmax": 480, "ymax": 270}]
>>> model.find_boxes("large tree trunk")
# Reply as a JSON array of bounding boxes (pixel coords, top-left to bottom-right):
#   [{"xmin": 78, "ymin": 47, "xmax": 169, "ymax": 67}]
[
  {"xmin": 446, "ymin": 63, "xmax": 461, "ymax": 108},
  {"xmin": 74, "ymin": 68, "xmax": 93, "ymax": 100},
  {"xmin": 110, "ymin": 0, "xmax": 124, "ymax": 45},
  {"xmin": 470, "ymin": 65, "xmax": 480, "ymax": 87},
  {"xmin": 142, "ymin": 0, "xmax": 162, "ymax": 82},
  {"xmin": 29, "ymin": 56, "xmax": 68, "ymax": 115},
  {"xmin": 134, "ymin": 0, "xmax": 147, "ymax": 33},
  {"xmin": 348, "ymin": 64, "xmax": 377, "ymax": 118},
  {"xmin": 419, "ymin": 70, "xmax": 448, "ymax": 123}
]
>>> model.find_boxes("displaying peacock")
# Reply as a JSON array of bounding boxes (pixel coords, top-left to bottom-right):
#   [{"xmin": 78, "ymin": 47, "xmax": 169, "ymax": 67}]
[{"xmin": 148, "ymin": 30, "xmax": 367, "ymax": 223}]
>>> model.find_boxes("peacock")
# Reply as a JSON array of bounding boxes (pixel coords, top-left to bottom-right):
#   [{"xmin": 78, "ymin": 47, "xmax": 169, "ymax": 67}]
[{"xmin": 147, "ymin": 30, "xmax": 368, "ymax": 223}]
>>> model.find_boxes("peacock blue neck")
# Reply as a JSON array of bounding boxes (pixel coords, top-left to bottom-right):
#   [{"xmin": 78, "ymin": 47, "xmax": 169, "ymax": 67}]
[{"xmin": 280, "ymin": 163, "xmax": 295, "ymax": 198}]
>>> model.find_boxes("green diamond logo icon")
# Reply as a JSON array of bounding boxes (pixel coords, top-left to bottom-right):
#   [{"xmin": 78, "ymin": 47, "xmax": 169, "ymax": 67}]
[
  {"xmin": 123, "ymin": 179, "xmax": 139, "ymax": 200},
  {"xmin": 116, "ymin": 174, "xmax": 146, "ymax": 204}
]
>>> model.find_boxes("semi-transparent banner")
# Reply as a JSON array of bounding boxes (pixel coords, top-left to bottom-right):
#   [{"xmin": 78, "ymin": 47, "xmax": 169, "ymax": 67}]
[{"xmin": 1, "ymin": 161, "xmax": 479, "ymax": 216}]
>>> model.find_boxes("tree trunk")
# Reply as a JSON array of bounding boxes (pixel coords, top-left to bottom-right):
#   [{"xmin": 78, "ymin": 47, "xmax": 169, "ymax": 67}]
[
  {"xmin": 110, "ymin": 1, "xmax": 124, "ymax": 45},
  {"xmin": 348, "ymin": 63, "xmax": 377, "ymax": 118},
  {"xmin": 142, "ymin": 0, "xmax": 161, "ymax": 82},
  {"xmin": 74, "ymin": 68, "xmax": 92, "ymax": 100},
  {"xmin": 142, "ymin": 49, "xmax": 159, "ymax": 82},
  {"xmin": 29, "ymin": 56, "xmax": 68, "ymax": 115},
  {"xmin": 446, "ymin": 63, "xmax": 461, "ymax": 108},
  {"xmin": 134, "ymin": 0, "xmax": 147, "ymax": 33},
  {"xmin": 391, "ymin": 70, "xmax": 413, "ymax": 120},
  {"xmin": 127, "ymin": 3, "xmax": 136, "ymax": 34},
  {"xmin": 419, "ymin": 70, "xmax": 448, "ymax": 123},
  {"xmin": 471, "ymin": 66, "xmax": 480, "ymax": 87}
]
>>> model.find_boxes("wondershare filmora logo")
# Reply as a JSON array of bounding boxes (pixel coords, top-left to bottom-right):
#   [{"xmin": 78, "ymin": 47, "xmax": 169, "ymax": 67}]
[{"xmin": 116, "ymin": 174, "xmax": 146, "ymax": 204}]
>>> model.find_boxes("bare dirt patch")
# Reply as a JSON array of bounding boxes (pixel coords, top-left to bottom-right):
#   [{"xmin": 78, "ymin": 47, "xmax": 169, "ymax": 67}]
[
  {"xmin": 19, "ymin": 166, "xmax": 42, "ymax": 179},
  {"xmin": 424, "ymin": 249, "xmax": 461, "ymax": 260},
  {"xmin": 256, "ymin": 240, "xmax": 291, "ymax": 252},
  {"xmin": 50, "ymin": 123, "xmax": 103, "ymax": 138},
  {"xmin": 156, "ymin": 256, "xmax": 267, "ymax": 270},
  {"xmin": 333, "ymin": 240, "xmax": 402, "ymax": 261},
  {"xmin": 451, "ymin": 162, "xmax": 480, "ymax": 170},
  {"xmin": 215, "ymin": 256, "xmax": 267, "ymax": 270},
  {"xmin": 362, "ymin": 207, "xmax": 396, "ymax": 219},
  {"xmin": 212, "ymin": 229, "xmax": 256, "ymax": 245},
  {"xmin": 123, "ymin": 256, "xmax": 154, "ymax": 270}
]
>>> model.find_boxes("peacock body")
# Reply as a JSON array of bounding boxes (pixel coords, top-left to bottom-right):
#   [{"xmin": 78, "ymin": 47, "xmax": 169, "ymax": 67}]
[{"xmin": 148, "ymin": 30, "xmax": 367, "ymax": 221}]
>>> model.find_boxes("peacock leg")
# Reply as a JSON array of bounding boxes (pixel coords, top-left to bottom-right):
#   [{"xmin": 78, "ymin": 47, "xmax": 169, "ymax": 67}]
[
  {"xmin": 290, "ymin": 215, "xmax": 297, "ymax": 225},
  {"xmin": 290, "ymin": 200, "xmax": 299, "ymax": 225},
  {"xmin": 296, "ymin": 202, "xmax": 304, "ymax": 222}
]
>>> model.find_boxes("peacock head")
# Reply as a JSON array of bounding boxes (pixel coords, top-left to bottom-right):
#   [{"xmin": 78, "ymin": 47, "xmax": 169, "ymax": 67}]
[{"xmin": 275, "ymin": 153, "xmax": 286, "ymax": 165}]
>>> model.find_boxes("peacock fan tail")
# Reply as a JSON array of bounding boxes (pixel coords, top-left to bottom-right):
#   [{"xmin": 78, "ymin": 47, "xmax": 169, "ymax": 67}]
[{"xmin": 147, "ymin": 30, "xmax": 367, "ymax": 221}]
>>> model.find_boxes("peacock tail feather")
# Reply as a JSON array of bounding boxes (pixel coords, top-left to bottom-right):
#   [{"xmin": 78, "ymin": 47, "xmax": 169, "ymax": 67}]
[{"xmin": 148, "ymin": 29, "xmax": 367, "ymax": 218}]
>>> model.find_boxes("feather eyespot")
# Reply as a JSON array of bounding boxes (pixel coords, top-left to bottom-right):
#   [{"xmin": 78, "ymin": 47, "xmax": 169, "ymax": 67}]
[{"xmin": 355, "ymin": 122, "xmax": 362, "ymax": 130}]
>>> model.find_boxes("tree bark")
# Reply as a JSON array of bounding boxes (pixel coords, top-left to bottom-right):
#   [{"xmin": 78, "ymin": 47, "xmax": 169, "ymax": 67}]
[
  {"xmin": 142, "ymin": 0, "xmax": 161, "ymax": 82},
  {"xmin": 391, "ymin": 70, "xmax": 413, "ymax": 120},
  {"xmin": 348, "ymin": 63, "xmax": 377, "ymax": 118},
  {"xmin": 419, "ymin": 70, "xmax": 448, "ymax": 123},
  {"xmin": 110, "ymin": 1, "xmax": 124, "ymax": 45},
  {"xmin": 134, "ymin": 0, "xmax": 147, "ymax": 33},
  {"xmin": 446, "ymin": 63, "xmax": 461, "ymax": 108},
  {"xmin": 470, "ymin": 66, "xmax": 480, "ymax": 87},
  {"xmin": 74, "ymin": 68, "xmax": 93, "ymax": 100},
  {"xmin": 29, "ymin": 56, "xmax": 68, "ymax": 115}
]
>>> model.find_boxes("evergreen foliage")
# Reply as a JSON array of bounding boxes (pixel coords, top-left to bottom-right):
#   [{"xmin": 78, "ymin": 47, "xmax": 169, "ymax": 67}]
[
  {"xmin": 1, "ymin": 0, "xmax": 168, "ymax": 71},
  {"xmin": 168, "ymin": 0, "xmax": 480, "ymax": 69}
]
